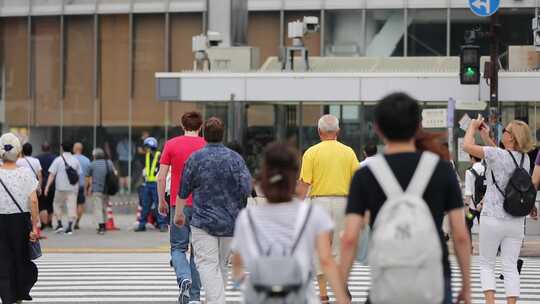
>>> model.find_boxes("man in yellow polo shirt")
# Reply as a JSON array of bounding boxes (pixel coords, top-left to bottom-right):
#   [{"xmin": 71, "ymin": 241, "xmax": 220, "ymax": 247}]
[{"xmin": 297, "ymin": 114, "xmax": 359, "ymax": 303}]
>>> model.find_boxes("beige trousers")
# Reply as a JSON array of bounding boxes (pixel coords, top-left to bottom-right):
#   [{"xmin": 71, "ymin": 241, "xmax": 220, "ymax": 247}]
[
  {"xmin": 90, "ymin": 193, "xmax": 109, "ymax": 225},
  {"xmin": 53, "ymin": 190, "xmax": 77, "ymax": 222},
  {"xmin": 310, "ymin": 196, "xmax": 347, "ymax": 275}
]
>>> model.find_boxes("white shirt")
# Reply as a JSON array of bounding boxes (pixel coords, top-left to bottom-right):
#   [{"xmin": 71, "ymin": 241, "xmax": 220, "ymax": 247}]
[
  {"xmin": 483, "ymin": 147, "xmax": 530, "ymax": 219},
  {"xmin": 464, "ymin": 162, "xmax": 486, "ymax": 200},
  {"xmin": 16, "ymin": 156, "xmax": 42, "ymax": 180},
  {"xmin": 360, "ymin": 156, "xmax": 377, "ymax": 168},
  {"xmin": 49, "ymin": 152, "xmax": 82, "ymax": 192},
  {"xmin": 0, "ymin": 167, "xmax": 38, "ymax": 214},
  {"xmin": 231, "ymin": 201, "xmax": 334, "ymax": 303}
]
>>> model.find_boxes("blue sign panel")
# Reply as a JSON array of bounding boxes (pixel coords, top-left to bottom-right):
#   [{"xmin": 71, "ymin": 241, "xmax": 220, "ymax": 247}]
[{"xmin": 468, "ymin": 0, "xmax": 500, "ymax": 17}]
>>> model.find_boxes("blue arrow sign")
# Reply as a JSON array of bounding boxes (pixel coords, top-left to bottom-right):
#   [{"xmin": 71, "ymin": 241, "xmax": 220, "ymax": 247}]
[{"xmin": 468, "ymin": 0, "xmax": 500, "ymax": 17}]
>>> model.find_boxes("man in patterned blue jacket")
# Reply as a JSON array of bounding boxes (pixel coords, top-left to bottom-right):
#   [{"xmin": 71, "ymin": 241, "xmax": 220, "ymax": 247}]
[{"xmin": 174, "ymin": 117, "xmax": 252, "ymax": 304}]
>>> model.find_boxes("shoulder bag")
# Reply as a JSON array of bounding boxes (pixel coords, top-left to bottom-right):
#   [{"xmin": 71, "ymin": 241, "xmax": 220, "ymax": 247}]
[
  {"xmin": 0, "ymin": 176, "xmax": 42, "ymax": 260},
  {"xmin": 61, "ymin": 155, "xmax": 79, "ymax": 185}
]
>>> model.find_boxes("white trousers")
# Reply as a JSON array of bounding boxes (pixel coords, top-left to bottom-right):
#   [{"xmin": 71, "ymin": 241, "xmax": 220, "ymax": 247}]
[
  {"xmin": 191, "ymin": 226, "xmax": 232, "ymax": 304},
  {"xmin": 479, "ymin": 216, "xmax": 524, "ymax": 298}
]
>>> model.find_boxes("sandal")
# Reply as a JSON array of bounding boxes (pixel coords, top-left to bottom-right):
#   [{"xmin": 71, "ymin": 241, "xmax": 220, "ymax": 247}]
[{"xmin": 320, "ymin": 295, "xmax": 330, "ymax": 303}]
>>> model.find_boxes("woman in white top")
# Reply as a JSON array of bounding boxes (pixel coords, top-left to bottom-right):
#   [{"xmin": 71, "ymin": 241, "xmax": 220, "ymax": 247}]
[
  {"xmin": 464, "ymin": 118, "xmax": 535, "ymax": 304},
  {"xmin": 231, "ymin": 142, "xmax": 349, "ymax": 304},
  {"xmin": 0, "ymin": 133, "xmax": 39, "ymax": 304}
]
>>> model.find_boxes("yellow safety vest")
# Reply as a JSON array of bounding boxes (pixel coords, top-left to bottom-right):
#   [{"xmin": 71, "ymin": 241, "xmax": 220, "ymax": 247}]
[{"xmin": 145, "ymin": 151, "xmax": 161, "ymax": 182}]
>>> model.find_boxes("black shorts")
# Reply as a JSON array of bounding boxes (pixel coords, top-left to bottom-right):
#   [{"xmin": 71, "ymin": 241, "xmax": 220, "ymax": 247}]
[
  {"xmin": 38, "ymin": 189, "xmax": 54, "ymax": 214},
  {"xmin": 119, "ymin": 161, "xmax": 129, "ymax": 177},
  {"xmin": 77, "ymin": 187, "xmax": 86, "ymax": 205}
]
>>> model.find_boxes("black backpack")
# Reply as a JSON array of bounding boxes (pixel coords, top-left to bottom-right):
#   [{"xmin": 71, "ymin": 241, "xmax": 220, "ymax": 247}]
[
  {"xmin": 61, "ymin": 155, "xmax": 80, "ymax": 185},
  {"xmin": 491, "ymin": 151, "xmax": 536, "ymax": 217},
  {"xmin": 469, "ymin": 163, "xmax": 487, "ymax": 206},
  {"xmin": 104, "ymin": 160, "xmax": 119, "ymax": 196}
]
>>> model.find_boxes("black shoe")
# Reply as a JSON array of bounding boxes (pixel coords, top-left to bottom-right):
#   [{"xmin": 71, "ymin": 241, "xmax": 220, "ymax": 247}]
[
  {"xmin": 55, "ymin": 225, "xmax": 64, "ymax": 233},
  {"xmin": 97, "ymin": 224, "xmax": 106, "ymax": 235},
  {"xmin": 74, "ymin": 222, "xmax": 80, "ymax": 230},
  {"xmin": 64, "ymin": 227, "xmax": 73, "ymax": 235},
  {"xmin": 134, "ymin": 226, "xmax": 146, "ymax": 232}
]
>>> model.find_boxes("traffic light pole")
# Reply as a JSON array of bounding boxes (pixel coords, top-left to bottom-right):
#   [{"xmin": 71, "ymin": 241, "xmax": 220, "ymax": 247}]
[{"xmin": 489, "ymin": 12, "xmax": 500, "ymax": 124}]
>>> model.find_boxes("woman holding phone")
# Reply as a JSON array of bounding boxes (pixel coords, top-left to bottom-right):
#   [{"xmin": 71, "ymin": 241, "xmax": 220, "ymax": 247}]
[{"xmin": 463, "ymin": 116, "xmax": 535, "ymax": 304}]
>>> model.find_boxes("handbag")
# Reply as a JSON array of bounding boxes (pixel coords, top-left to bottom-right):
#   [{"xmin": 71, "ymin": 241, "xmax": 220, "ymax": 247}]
[
  {"xmin": 0, "ymin": 176, "xmax": 42, "ymax": 260},
  {"xmin": 104, "ymin": 160, "xmax": 119, "ymax": 196}
]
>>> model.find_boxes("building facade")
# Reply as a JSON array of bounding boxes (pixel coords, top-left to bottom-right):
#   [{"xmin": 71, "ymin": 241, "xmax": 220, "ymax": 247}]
[{"xmin": 1, "ymin": 0, "xmax": 539, "ymax": 181}]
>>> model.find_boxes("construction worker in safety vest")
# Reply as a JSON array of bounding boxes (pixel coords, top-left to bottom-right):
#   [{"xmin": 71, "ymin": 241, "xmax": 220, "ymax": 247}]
[{"xmin": 135, "ymin": 137, "xmax": 168, "ymax": 232}]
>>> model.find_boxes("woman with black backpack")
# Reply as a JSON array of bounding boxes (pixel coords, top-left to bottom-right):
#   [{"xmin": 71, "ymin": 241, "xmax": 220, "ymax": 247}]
[
  {"xmin": 230, "ymin": 142, "xmax": 350, "ymax": 304},
  {"xmin": 464, "ymin": 118, "xmax": 536, "ymax": 304}
]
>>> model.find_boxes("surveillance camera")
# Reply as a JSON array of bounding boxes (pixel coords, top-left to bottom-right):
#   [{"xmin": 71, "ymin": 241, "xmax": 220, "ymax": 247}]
[
  {"xmin": 303, "ymin": 16, "xmax": 320, "ymax": 33},
  {"xmin": 207, "ymin": 31, "xmax": 223, "ymax": 47},
  {"xmin": 192, "ymin": 34, "xmax": 208, "ymax": 53}
]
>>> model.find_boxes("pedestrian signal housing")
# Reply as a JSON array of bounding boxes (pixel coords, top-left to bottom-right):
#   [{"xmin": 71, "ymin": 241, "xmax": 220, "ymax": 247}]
[{"xmin": 460, "ymin": 45, "xmax": 480, "ymax": 85}]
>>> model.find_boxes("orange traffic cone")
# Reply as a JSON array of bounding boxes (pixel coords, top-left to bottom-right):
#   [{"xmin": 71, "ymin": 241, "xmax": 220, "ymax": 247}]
[
  {"xmin": 135, "ymin": 205, "xmax": 142, "ymax": 224},
  {"xmin": 105, "ymin": 202, "xmax": 119, "ymax": 231}
]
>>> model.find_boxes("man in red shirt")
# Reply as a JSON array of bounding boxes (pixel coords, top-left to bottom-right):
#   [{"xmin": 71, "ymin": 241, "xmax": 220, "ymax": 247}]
[{"xmin": 158, "ymin": 112, "xmax": 206, "ymax": 304}]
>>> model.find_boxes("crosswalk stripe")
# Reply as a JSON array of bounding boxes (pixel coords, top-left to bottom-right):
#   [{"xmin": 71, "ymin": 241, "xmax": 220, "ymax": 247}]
[{"xmin": 30, "ymin": 254, "xmax": 540, "ymax": 304}]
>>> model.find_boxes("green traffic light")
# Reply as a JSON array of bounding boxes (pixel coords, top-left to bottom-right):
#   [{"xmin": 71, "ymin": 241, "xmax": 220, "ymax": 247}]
[{"xmin": 465, "ymin": 67, "xmax": 476, "ymax": 77}]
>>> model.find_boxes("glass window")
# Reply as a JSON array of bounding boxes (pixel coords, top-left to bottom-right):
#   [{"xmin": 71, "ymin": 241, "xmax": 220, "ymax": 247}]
[
  {"xmin": 365, "ymin": 9, "xmax": 405, "ymax": 57},
  {"xmin": 407, "ymin": 9, "xmax": 447, "ymax": 56},
  {"xmin": 450, "ymin": 9, "xmax": 490, "ymax": 56},
  {"xmin": 324, "ymin": 10, "xmax": 363, "ymax": 56}
]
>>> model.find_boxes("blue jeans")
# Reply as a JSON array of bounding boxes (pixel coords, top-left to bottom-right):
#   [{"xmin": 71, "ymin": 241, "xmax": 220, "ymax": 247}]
[
  {"xmin": 139, "ymin": 182, "xmax": 167, "ymax": 228},
  {"xmin": 170, "ymin": 206, "xmax": 201, "ymax": 300}
]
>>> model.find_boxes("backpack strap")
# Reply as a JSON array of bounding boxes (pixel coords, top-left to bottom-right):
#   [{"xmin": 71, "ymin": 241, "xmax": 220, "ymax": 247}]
[
  {"xmin": 507, "ymin": 150, "xmax": 522, "ymax": 169},
  {"xmin": 246, "ymin": 203, "xmax": 313, "ymax": 257},
  {"xmin": 406, "ymin": 152, "xmax": 439, "ymax": 197},
  {"xmin": 368, "ymin": 155, "xmax": 404, "ymax": 199},
  {"xmin": 469, "ymin": 168, "xmax": 479, "ymax": 179},
  {"xmin": 290, "ymin": 203, "xmax": 313, "ymax": 255},
  {"xmin": 491, "ymin": 171, "xmax": 505, "ymax": 197}
]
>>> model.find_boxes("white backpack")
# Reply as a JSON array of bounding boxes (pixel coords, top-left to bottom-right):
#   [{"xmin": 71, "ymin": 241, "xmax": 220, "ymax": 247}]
[{"xmin": 367, "ymin": 152, "xmax": 444, "ymax": 304}]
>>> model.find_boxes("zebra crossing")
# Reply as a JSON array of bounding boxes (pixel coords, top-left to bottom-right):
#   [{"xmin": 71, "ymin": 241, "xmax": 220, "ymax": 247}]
[{"xmin": 29, "ymin": 253, "xmax": 540, "ymax": 304}]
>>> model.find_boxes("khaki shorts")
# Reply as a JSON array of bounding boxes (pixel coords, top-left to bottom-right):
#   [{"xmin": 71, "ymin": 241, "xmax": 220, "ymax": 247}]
[{"xmin": 309, "ymin": 196, "xmax": 347, "ymax": 275}]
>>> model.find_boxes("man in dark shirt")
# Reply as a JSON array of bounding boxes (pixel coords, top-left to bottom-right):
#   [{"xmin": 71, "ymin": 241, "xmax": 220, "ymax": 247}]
[
  {"xmin": 175, "ymin": 117, "xmax": 252, "ymax": 304},
  {"xmin": 340, "ymin": 93, "xmax": 471, "ymax": 304},
  {"xmin": 36, "ymin": 142, "xmax": 56, "ymax": 229}
]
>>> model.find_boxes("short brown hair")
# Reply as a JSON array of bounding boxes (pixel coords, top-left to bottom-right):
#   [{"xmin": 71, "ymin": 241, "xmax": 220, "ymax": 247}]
[
  {"xmin": 260, "ymin": 142, "xmax": 299, "ymax": 203},
  {"xmin": 181, "ymin": 111, "xmax": 203, "ymax": 131},
  {"xmin": 203, "ymin": 117, "xmax": 225, "ymax": 143}
]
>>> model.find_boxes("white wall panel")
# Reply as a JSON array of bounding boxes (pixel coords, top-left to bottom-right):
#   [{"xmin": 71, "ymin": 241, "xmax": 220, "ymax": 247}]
[
  {"xmin": 324, "ymin": 0, "xmax": 364, "ymax": 10},
  {"xmin": 360, "ymin": 76, "xmax": 479, "ymax": 101},
  {"xmin": 408, "ymin": 0, "xmax": 448, "ymax": 8},
  {"xmin": 284, "ymin": 0, "xmax": 324, "ymax": 10},
  {"xmin": 158, "ymin": 72, "xmax": 540, "ymax": 102},
  {"xmin": 246, "ymin": 77, "xmax": 360, "ymax": 101},
  {"xmin": 365, "ymin": 0, "xmax": 405, "ymax": 9},
  {"xmin": 248, "ymin": 0, "xmax": 282, "ymax": 11},
  {"xmin": 180, "ymin": 78, "xmax": 246, "ymax": 101}
]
